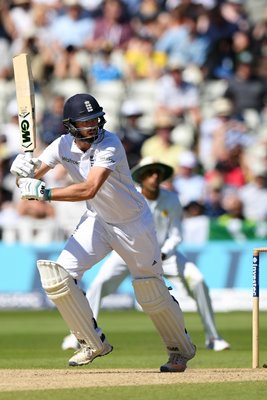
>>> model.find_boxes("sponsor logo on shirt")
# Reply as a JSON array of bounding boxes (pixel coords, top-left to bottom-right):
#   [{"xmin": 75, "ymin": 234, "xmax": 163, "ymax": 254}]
[
  {"xmin": 89, "ymin": 154, "xmax": 115, "ymax": 167},
  {"xmin": 98, "ymin": 155, "xmax": 115, "ymax": 164},
  {"xmin": 161, "ymin": 209, "xmax": 169, "ymax": 217},
  {"xmin": 62, "ymin": 156, "xmax": 80, "ymax": 165}
]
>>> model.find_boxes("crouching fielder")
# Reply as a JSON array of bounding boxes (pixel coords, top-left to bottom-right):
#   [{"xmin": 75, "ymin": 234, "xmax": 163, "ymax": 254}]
[{"xmin": 10, "ymin": 93, "xmax": 196, "ymax": 372}]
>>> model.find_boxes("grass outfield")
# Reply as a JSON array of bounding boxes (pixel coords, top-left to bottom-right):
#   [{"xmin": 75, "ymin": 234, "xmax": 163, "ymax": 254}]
[{"xmin": 0, "ymin": 309, "xmax": 267, "ymax": 398}]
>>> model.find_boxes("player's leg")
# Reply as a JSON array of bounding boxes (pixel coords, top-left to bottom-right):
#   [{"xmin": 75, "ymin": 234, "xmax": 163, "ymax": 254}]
[
  {"xmin": 109, "ymin": 210, "xmax": 196, "ymax": 372},
  {"xmin": 86, "ymin": 251, "xmax": 130, "ymax": 319},
  {"xmin": 173, "ymin": 251, "xmax": 230, "ymax": 351},
  {"xmin": 133, "ymin": 277, "xmax": 196, "ymax": 372},
  {"xmin": 37, "ymin": 260, "xmax": 113, "ymax": 365},
  {"xmin": 62, "ymin": 251, "xmax": 129, "ymax": 350},
  {"xmin": 37, "ymin": 212, "xmax": 113, "ymax": 366}
]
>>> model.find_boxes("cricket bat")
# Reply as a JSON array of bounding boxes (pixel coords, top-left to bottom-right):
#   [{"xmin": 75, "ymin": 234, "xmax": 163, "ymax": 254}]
[{"xmin": 12, "ymin": 53, "xmax": 36, "ymax": 161}]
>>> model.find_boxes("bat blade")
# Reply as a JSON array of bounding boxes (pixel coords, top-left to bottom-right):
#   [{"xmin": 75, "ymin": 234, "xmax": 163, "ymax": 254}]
[{"xmin": 12, "ymin": 53, "xmax": 36, "ymax": 158}]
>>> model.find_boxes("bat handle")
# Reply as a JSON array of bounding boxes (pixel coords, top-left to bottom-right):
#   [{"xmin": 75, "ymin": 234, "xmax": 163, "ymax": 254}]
[
  {"xmin": 25, "ymin": 151, "xmax": 33, "ymax": 160},
  {"xmin": 25, "ymin": 151, "xmax": 34, "ymax": 178}
]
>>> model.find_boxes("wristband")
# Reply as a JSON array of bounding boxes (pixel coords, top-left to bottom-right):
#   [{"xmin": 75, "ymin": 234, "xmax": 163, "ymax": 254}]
[{"xmin": 44, "ymin": 189, "xmax": 52, "ymax": 202}]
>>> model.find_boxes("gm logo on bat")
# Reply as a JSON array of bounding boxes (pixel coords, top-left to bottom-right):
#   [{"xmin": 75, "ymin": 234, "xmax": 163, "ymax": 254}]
[{"xmin": 19, "ymin": 111, "xmax": 33, "ymax": 148}]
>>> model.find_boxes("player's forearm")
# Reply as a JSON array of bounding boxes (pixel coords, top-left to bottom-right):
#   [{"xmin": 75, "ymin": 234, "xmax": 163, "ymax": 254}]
[{"xmin": 48, "ymin": 182, "xmax": 97, "ymax": 202}]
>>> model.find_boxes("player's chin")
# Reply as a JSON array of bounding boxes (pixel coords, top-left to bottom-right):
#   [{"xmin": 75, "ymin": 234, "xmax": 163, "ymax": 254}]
[{"xmin": 75, "ymin": 140, "xmax": 92, "ymax": 151}]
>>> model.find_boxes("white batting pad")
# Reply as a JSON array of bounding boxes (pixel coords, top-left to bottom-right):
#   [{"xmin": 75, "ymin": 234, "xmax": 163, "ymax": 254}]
[
  {"xmin": 37, "ymin": 260, "xmax": 103, "ymax": 351},
  {"xmin": 132, "ymin": 277, "xmax": 196, "ymax": 359}
]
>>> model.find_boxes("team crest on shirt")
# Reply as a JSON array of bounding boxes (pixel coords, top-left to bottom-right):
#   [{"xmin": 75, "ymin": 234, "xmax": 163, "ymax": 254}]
[
  {"xmin": 90, "ymin": 154, "xmax": 95, "ymax": 166},
  {"xmin": 161, "ymin": 209, "xmax": 169, "ymax": 217}
]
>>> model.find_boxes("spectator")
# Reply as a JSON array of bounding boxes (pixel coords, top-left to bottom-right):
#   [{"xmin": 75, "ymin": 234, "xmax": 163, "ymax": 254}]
[
  {"xmin": 140, "ymin": 113, "xmax": 185, "ymax": 169},
  {"xmin": 172, "ymin": 150, "xmax": 207, "ymax": 207},
  {"xmin": 251, "ymin": 4, "xmax": 267, "ymax": 59},
  {"xmin": 214, "ymin": 191, "xmax": 250, "ymax": 242},
  {"xmin": 203, "ymin": 178, "xmax": 226, "ymax": 218},
  {"xmin": 154, "ymin": 4, "xmax": 191, "ymax": 63},
  {"xmin": 89, "ymin": 43, "xmax": 123, "ymax": 83},
  {"xmin": 124, "ymin": 33, "xmax": 166, "ymax": 81},
  {"xmin": 223, "ymin": 51, "xmax": 267, "ymax": 117},
  {"xmin": 49, "ymin": 0, "xmax": 94, "ymax": 49},
  {"xmin": 8, "ymin": 0, "xmax": 36, "ymax": 54},
  {"xmin": 204, "ymin": 100, "xmax": 255, "ymax": 190},
  {"xmin": 238, "ymin": 163, "xmax": 267, "ymax": 222},
  {"xmin": 39, "ymin": 94, "xmax": 66, "ymax": 146},
  {"xmin": 155, "ymin": 58, "xmax": 201, "ymax": 138},
  {"xmin": 85, "ymin": 0, "xmax": 134, "ymax": 52},
  {"xmin": 0, "ymin": 98, "xmax": 22, "ymax": 157},
  {"xmin": 221, "ymin": 0, "xmax": 251, "ymax": 33},
  {"xmin": 118, "ymin": 100, "xmax": 147, "ymax": 168},
  {"xmin": 198, "ymin": 97, "xmax": 234, "ymax": 171},
  {"xmin": 182, "ymin": 200, "xmax": 209, "ymax": 244}
]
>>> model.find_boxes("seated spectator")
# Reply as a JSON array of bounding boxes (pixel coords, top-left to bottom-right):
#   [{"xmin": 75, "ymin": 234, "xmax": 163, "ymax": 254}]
[
  {"xmin": 198, "ymin": 97, "xmax": 235, "ymax": 171},
  {"xmin": 155, "ymin": 58, "xmax": 202, "ymax": 135},
  {"xmin": 203, "ymin": 177, "xmax": 226, "ymax": 218},
  {"xmin": 85, "ymin": 0, "xmax": 134, "ymax": 52},
  {"xmin": 182, "ymin": 200, "xmax": 210, "ymax": 244},
  {"xmin": 89, "ymin": 43, "xmax": 123, "ymax": 84},
  {"xmin": 220, "ymin": 191, "xmax": 245, "ymax": 220},
  {"xmin": 172, "ymin": 150, "xmax": 207, "ymax": 207},
  {"xmin": 49, "ymin": 0, "xmax": 94, "ymax": 49},
  {"xmin": 140, "ymin": 113, "xmax": 185, "ymax": 169},
  {"xmin": 212, "ymin": 191, "xmax": 261, "ymax": 241},
  {"xmin": 39, "ymin": 94, "xmax": 66, "ymax": 146},
  {"xmin": 251, "ymin": 4, "xmax": 267, "ymax": 59},
  {"xmin": 53, "ymin": 45, "xmax": 87, "ymax": 81},
  {"xmin": 204, "ymin": 36, "xmax": 235, "ymax": 80},
  {"xmin": 118, "ymin": 100, "xmax": 147, "ymax": 168},
  {"xmin": 206, "ymin": 104, "xmax": 255, "ymax": 189},
  {"xmin": 124, "ymin": 33, "xmax": 166, "ymax": 81},
  {"xmin": 154, "ymin": 4, "xmax": 191, "ymax": 63},
  {"xmin": 221, "ymin": 0, "xmax": 251, "ymax": 33},
  {"xmin": 223, "ymin": 51, "xmax": 267, "ymax": 118},
  {"xmin": 238, "ymin": 163, "xmax": 267, "ymax": 222},
  {"xmin": 1, "ymin": 99, "xmax": 25, "ymax": 157},
  {"xmin": 51, "ymin": 45, "xmax": 88, "ymax": 97}
]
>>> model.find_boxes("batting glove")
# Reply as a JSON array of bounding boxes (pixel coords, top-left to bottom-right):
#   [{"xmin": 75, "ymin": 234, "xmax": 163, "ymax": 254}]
[
  {"xmin": 19, "ymin": 178, "xmax": 50, "ymax": 201},
  {"xmin": 10, "ymin": 154, "xmax": 41, "ymax": 178}
]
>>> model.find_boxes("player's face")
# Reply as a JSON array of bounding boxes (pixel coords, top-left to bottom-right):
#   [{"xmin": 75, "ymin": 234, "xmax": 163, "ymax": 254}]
[
  {"xmin": 141, "ymin": 168, "xmax": 163, "ymax": 192},
  {"xmin": 74, "ymin": 118, "xmax": 99, "ymax": 150}
]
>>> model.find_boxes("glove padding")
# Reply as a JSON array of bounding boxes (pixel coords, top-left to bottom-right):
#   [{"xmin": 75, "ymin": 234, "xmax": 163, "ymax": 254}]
[
  {"xmin": 10, "ymin": 154, "xmax": 41, "ymax": 178},
  {"xmin": 19, "ymin": 178, "xmax": 46, "ymax": 201}
]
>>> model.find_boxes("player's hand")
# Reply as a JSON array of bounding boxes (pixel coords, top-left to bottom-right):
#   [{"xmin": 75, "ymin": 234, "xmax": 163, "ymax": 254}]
[
  {"xmin": 19, "ymin": 178, "xmax": 46, "ymax": 201},
  {"xmin": 10, "ymin": 154, "xmax": 41, "ymax": 178}
]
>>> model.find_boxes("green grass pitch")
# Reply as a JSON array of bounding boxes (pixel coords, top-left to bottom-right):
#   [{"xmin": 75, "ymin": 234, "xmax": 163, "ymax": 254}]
[{"xmin": 0, "ymin": 309, "xmax": 267, "ymax": 399}]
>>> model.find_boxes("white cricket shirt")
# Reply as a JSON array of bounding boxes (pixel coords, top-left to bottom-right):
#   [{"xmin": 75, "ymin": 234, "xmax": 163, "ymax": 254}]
[
  {"xmin": 138, "ymin": 187, "xmax": 183, "ymax": 258},
  {"xmin": 39, "ymin": 131, "xmax": 146, "ymax": 224}
]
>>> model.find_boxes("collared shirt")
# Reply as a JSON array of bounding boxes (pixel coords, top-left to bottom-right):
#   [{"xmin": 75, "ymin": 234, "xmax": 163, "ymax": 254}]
[
  {"xmin": 39, "ymin": 131, "xmax": 146, "ymax": 224},
  {"xmin": 139, "ymin": 187, "xmax": 183, "ymax": 257}
]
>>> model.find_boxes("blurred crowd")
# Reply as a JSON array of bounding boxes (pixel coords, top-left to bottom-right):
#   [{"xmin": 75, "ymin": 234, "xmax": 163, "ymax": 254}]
[{"xmin": 0, "ymin": 0, "xmax": 267, "ymax": 244}]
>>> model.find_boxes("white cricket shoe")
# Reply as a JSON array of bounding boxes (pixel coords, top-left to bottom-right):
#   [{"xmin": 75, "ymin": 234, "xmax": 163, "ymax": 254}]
[
  {"xmin": 206, "ymin": 338, "xmax": 231, "ymax": 351},
  {"xmin": 62, "ymin": 334, "xmax": 80, "ymax": 351},
  {"xmin": 160, "ymin": 345, "xmax": 196, "ymax": 373},
  {"xmin": 68, "ymin": 338, "xmax": 113, "ymax": 366}
]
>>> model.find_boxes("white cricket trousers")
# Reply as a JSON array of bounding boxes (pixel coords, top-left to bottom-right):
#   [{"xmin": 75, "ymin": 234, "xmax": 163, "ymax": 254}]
[{"xmin": 56, "ymin": 209, "xmax": 163, "ymax": 280}]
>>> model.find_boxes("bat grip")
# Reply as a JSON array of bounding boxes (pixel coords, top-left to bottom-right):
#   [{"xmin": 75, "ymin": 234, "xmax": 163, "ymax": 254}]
[
  {"xmin": 24, "ymin": 151, "xmax": 34, "ymax": 178},
  {"xmin": 25, "ymin": 151, "xmax": 33, "ymax": 160}
]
